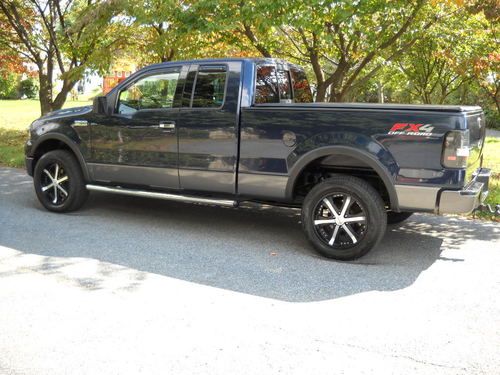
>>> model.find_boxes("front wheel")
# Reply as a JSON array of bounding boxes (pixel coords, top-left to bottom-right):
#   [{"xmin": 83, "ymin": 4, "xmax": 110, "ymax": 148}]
[
  {"xmin": 301, "ymin": 175, "xmax": 387, "ymax": 260},
  {"xmin": 33, "ymin": 150, "xmax": 88, "ymax": 212}
]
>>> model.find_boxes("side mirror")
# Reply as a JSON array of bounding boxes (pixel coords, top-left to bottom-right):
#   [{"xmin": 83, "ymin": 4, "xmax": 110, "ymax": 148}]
[{"xmin": 93, "ymin": 95, "xmax": 108, "ymax": 114}]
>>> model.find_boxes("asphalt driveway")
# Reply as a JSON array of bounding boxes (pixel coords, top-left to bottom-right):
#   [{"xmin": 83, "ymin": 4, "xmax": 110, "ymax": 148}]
[{"xmin": 0, "ymin": 167, "xmax": 499, "ymax": 374}]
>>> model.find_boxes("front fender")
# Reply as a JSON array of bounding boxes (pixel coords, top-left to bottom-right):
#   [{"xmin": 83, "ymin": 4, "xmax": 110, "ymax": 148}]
[{"xmin": 29, "ymin": 132, "xmax": 91, "ymax": 182}]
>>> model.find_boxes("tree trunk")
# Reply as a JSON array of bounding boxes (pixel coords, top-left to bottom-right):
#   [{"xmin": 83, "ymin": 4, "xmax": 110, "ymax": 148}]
[
  {"xmin": 377, "ymin": 82, "xmax": 384, "ymax": 103},
  {"xmin": 329, "ymin": 88, "xmax": 349, "ymax": 102},
  {"xmin": 52, "ymin": 81, "xmax": 76, "ymax": 111},
  {"xmin": 38, "ymin": 73, "xmax": 53, "ymax": 115},
  {"xmin": 315, "ymin": 82, "xmax": 328, "ymax": 102}
]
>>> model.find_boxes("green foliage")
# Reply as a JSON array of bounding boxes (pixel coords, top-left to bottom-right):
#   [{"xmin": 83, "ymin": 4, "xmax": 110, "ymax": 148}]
[
  {"xmin": 1, "ymin": 0, "xmax": 498, "ymax": 122},
  {"xmin": 0, "ymin": 0, "xmax": 130, "ymax": 113},
  {"xmin": 473, "ymin": 137, "xmax": 500, "ymax": 221},
  {"xmin": 485, "ymin": 109, "xmax": 500, "ymax": 130},
  {"xmin": 18, "ymin": 78, "xmax": 38, "ymax": 99},
  {"xmin": 0, "ymin": 72, "xmax": 18, "ymax": 99},
  {"xmin": 395, "ymin": 6, "xmax": 495, "ymax": 104}
]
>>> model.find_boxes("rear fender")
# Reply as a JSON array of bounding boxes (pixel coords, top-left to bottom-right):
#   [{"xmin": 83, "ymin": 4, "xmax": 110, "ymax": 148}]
[{"xmin": 286, "ymin": 138, "xmax": 399, "ymax": 210}]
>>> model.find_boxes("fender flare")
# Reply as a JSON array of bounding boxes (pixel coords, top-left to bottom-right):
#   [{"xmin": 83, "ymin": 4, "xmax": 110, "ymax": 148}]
[
  {"xmin": 285, "ymin": 145, "xmax": 399, "ymax": 210},
  {"xmin": 31, "ymin": 133, "xmax": 91, "ymax": 182}
]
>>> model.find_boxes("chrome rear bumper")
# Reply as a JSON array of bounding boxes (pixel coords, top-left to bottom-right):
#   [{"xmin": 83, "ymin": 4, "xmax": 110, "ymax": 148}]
[
  {"xmin": 395, "ymin": 168, "xmax": 491, "ymax": 215},
  {"xmin": 438, "ymin": 168, "xmax": 491, "ymax": 214}
]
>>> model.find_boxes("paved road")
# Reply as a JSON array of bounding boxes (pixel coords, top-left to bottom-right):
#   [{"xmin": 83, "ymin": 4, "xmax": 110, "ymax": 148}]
[{"xmin": 1, "ymin": 167, "xmax": 499, "ymax": 375}]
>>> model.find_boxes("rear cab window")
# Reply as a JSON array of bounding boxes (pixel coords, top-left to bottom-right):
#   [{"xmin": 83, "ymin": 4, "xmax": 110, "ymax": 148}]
[
  {"xmin": 255, "ymin": 64, "xmax": 313, "ymax": 105},
  {"xmin": 290, "ymin": 67, "xmax": 313, "ymax": 103}
]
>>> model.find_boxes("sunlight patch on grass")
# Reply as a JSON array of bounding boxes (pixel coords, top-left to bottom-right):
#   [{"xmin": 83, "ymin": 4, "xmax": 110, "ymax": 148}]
[
  {"xmin": 0, "ymin": 99, "xmax": 92, "ymax": 130},
  {"xmin": 0, "ymin": 128, "xmax": 26, "ymax": 168}
]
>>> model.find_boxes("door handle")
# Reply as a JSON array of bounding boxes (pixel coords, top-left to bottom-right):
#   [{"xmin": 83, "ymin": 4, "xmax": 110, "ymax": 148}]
[
  {"xmin": 157, "ymin": 122, "xmax": 176, "ymax": 133},
  {"xmin": 159, "ymin": 122, "xmax": 175, "ymax": 129}
]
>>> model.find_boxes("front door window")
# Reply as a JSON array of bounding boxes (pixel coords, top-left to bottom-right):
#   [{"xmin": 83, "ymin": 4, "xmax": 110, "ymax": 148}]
[{"xmin": 118, "ymin": 71, "xmax": 180, "ymax": 115}]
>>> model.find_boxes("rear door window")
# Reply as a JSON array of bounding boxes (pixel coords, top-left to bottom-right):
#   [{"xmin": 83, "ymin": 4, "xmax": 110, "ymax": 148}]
[{"xmin": 182, "ymin": 65, "xmax": 227, "ymax": 108}]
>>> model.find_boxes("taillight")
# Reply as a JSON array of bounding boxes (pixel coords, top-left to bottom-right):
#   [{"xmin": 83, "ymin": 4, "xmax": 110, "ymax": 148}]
[{"xmin": 442, "ymin": 130, "xmax": 470, "ymax": 168}]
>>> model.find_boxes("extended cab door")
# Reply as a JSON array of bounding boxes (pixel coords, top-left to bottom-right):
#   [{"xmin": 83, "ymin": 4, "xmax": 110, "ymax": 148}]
[
  {"xmin": 89, "ymin": 65, "xmax": 185, "ymax": 189},
  {"xmin": 176, "ymin": 62, "xmax": 242, "ymax": 194}
]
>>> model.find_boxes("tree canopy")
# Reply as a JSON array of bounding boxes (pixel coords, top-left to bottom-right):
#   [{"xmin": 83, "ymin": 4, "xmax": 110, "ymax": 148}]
[{"xmin": 0, "ymin": 0, "xmax": 498, "ymax": 120}]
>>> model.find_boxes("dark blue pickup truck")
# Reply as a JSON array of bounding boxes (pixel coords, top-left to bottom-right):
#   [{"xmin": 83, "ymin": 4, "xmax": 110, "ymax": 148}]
[{"xmin": 24, "ymin": 58, "xmax": 491, "ymax": 260}]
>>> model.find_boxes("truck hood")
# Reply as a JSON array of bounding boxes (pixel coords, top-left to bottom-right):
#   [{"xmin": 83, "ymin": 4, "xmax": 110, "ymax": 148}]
[{"xmin": 40, "ymin": 105, "xmax": 93, "ymax": 121}]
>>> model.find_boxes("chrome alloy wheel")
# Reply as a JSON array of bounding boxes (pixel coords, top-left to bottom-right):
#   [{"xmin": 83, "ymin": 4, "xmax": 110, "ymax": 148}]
[
  {"xmin": 313, "ymin": 193, "xmax": 367, "ymax": 248},
  {"xmin": 40, "ymin": 163, "xmax": 70, "ymax": 205}
]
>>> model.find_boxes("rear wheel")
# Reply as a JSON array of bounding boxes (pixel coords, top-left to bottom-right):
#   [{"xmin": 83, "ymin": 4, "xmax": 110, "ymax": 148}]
[
  {"xmin": 33, "ymin": 150, "xmax": 88, "ymax": 212},
  {"xmin": 387, "ymin": 211, "xmax": 413, "ymax": 224},
  {"xmin": 301, "ymin": 175, "xmax": 387, "ymax": 260}
]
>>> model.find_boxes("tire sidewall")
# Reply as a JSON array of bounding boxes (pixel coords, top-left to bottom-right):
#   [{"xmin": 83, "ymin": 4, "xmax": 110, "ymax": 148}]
[
  {"xmin": 33, "ymin": 151, "xmax": 80, "ymax": 212},
  {"xmin": 302, "ymin": 177, "xmax": 386, "ymax": 260}
]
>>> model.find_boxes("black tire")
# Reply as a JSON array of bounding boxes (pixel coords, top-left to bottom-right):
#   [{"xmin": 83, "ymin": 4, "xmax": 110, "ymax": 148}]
[
  {"xmin": 387, "ymin": 211, "xmax": 413, "ymax": 225},
  {"xmin": 33, "ymin": 150, "xmax": 88, "ymax": 212},
  {"xmin": 301, "ymin": 175, "xmax": 387, "ymax": 260}
]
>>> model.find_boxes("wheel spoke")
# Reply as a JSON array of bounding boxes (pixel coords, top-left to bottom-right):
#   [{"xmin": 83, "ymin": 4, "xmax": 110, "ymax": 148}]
[
  {"xmin": 57, "ymin": 176, "xmax": 68, "ymax": 184},
  {"xmin": 54, "ymin": 164, "xmax": 59, "ymax": 180},
  {"xmin": 328, "ymin": 225, "xmax": 340, "ymax": 246},
  {"xmin": 53, "ymin": 185, "xmax": 58, "ymax": 204},
  {"xmin": 41, "ymin": 182, "xmax": 54, "ymax": 192},
  {"xmin": 340, "ymin": 195, "xmax": 351, "ymax": 217},
  {"xmin": 322, "ymin": 198, "xmax": 339, "ymax": 218},
  {"xmin": 342, "ymin": 224, "xmax": 358, "ymax": 244},
  {"xmin": 314, "ymin": 219, "xmax": 336, "ymax": 225},
  {"xmin": 57, "ymin": 185, "xmax": 68, "ymax": 197},
  {"xmin": 343, "ymin": 216, "xmax": 366, "ymax": 223},
  {"xmin": 43, "ymin": 169, "xmax": 54, "ymax": 180}
]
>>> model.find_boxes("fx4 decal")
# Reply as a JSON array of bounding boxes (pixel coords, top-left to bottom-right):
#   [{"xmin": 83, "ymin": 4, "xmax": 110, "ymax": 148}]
[{"xmin": 388, "ymin": 123, "xmax": 435, "ymax": 136}]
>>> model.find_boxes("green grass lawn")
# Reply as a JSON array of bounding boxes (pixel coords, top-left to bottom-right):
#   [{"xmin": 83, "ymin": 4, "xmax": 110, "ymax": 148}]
[
  {"xmin": 0, "ymin": 99, "xmax": 498, "ymax": 220},
  {"xmin": 474, "ymin": 137, "xmax": 500, "ymax": 221},
  {"xmin": 0, "ymin": 99, "xmax": 92, "ymax": 130}
]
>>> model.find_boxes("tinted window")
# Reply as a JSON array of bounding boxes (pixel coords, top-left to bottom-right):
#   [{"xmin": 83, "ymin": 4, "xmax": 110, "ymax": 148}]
[
  {"xmin": 117, "ymin": 70, "xmax": 180, "ymax": 114},
  {"xmin": 255, "ymin": 65, "xmax": 279, "ymax": 104},
  {"xmin": 277, "ymin": 69, "xmax": 292, "ymax": 102},
  {"xmin": 290, "ymin": 68, "xmax": 313, "ymax": 103},
  {"xmin": 182, "ymin": 71, "xmax": 197, "ymax": 107},
  {"xmin": 192, "ymin": 67, "xmax": 227, "ymax": 108}
]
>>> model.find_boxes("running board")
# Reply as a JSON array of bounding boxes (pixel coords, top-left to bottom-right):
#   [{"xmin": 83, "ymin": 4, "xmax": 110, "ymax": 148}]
[{"xmin": 86, "ymin": 184, "xmax": 238, "ymax": 207}]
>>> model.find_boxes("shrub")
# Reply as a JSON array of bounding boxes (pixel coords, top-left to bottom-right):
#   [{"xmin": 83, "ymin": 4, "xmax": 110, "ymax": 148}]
[
  {"xmin": 19, "ymin": 77, "xmax": 38, "ymax": 99},
  {"xmin": 484, "ymin": 109, "xmax": 500, "ymax": 130},
  {"xmin": 0, "ymin": 72, "xmax": 19, "ymax": 99}
]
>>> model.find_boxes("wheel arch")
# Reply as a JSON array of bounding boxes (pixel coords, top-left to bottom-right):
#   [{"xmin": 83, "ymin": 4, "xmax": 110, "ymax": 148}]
[
  {"xmin": 286, "ymin": 145, "xmax": 399, "ymax": 210},
  {"xmin": 30, "ymin": 133, "xmax": 90, "ymax": 182}
]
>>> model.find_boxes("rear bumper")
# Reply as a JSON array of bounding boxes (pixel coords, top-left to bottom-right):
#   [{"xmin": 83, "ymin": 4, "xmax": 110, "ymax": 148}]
[
  {"xmin": 438, "ymin": 168, "xmax": 490, "ymax": 214},
  {"xmin": 395, "ymin": 168, "xmax": 491, "ymax": 214}
]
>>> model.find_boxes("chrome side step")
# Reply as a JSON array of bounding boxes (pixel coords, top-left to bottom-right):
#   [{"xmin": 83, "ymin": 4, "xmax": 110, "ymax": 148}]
[{"xmin": 86, "ymin": 184, "xmax": 238, "ymax": 207}]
